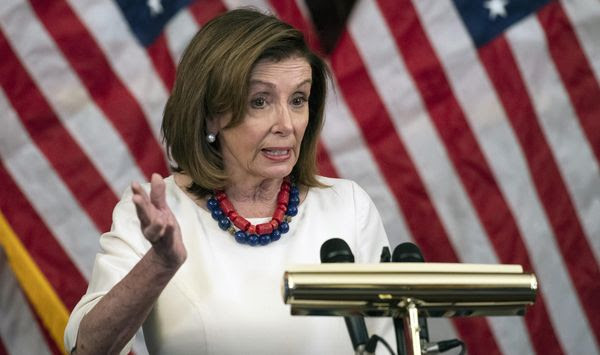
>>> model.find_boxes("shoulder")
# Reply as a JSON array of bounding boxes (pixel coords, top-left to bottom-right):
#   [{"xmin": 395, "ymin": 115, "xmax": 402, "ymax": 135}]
[{"xmin": 311, "ymin": 175, "xmax": 371, "ymax": 200}]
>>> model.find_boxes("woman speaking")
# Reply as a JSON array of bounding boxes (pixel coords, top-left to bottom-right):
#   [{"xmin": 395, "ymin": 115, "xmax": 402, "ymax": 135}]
[{"xmin": 65, "ymin": 8, "xmax": 391, "ymax": 354}]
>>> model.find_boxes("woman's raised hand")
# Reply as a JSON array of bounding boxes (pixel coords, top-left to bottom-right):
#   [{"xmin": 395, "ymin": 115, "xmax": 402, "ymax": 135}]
[{"xmin": 131, "ymin": 173, "xmax": 187, "ymax": 268}]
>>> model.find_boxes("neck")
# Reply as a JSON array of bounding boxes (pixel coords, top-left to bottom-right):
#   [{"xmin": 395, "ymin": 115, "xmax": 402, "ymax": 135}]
[{"xmin": 224, "ymin": 176, "xmax": 285, "ymax": 218}]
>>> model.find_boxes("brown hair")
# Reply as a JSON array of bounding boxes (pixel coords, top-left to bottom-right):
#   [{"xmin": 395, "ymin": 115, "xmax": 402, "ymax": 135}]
[{"xmin": 161, "ymin": 8, "xmax": 330, "ymax": 197}]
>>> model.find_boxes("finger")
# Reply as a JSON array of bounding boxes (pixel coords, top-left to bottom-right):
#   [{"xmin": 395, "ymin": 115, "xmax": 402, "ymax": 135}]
[
  {"xmin": 149, "ymin": 173, "xmax": 167, "ymax": 210},
  {"xmin": 132, "ymin": 194, "xmax": 151, "ymax": 227},
  {"xmin": 144, "ymin": 222, "xmax": 164, "ymax": 244},
  {"xmin": 131, "ymin": 182, "xmax": 153, "ymax": 226}
]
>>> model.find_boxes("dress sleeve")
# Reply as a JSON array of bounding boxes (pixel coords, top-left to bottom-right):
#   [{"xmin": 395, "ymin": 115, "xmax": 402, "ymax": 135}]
[
  {"xmin": 350, "ymin": 180, "xmax": 390, "ymax": 263},
  {"xmin": 64, "ymin": 188, "xmax": 151, "ymax": 354}
]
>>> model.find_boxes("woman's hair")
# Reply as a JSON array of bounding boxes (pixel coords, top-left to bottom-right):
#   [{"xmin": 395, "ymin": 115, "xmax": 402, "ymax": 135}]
[{"xmin": 162, "ymin": 8, "xmax": 330, "ymax": 197}]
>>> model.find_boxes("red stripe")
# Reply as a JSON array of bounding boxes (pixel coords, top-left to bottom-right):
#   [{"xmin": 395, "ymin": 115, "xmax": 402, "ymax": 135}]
[
  {"xmin": 0, "ymin": 29, "xmax": 117, "ymax": 232},
  {"xmin": 482, "ymin": 34, "xmax": 600, "ymax": 346},
  {"xmin": 376, "ymin": 0, "xmax": 564, "ymax": 352},
  {"xmin": 316, "ymin": 141, "xmax": 338, "ymax": 178},
  {"xmin": 268, "ymin": 0, "xmax": 325, "ymax": 54},
  {"xmin": 538, "ymin": 2, "xmax": 600, "ymax": 164},
  {"xmin": 147, "ymin": 33, "xmax": 177, "ymax": 92},
  {"xmin": 332, "ymin": 27, "xmax": 501, "ymax": 355},
  {"xmin": 188, "ymin": 0, "xmax": 227, "ymax": 25},
  {"xmin": 28, "ymin": 0, "xmax": 169, "ymax": 179},
  {"xmin": 0, "ymin": 161, "xmax": 87, "ymax": 311}
]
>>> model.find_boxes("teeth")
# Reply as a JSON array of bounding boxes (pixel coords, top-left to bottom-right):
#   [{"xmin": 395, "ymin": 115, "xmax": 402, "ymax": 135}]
[{"xmin": 265, "ymin": 149, "xmax": 288, "ymax": 156}]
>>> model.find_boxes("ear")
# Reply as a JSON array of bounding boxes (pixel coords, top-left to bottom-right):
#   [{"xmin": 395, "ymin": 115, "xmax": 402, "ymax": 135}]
[{"xmin": 206, "ymin": 116, "xmax": 221, "ymax": 135}]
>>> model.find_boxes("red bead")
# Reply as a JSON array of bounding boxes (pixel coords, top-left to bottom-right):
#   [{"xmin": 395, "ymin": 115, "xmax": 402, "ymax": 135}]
[
  {"xmin": 281, "ymin": 181, "xmax": 291, "ymax": 192},
  {"xmin": 273, "ymin": 209, "xmax": 285, "ymax": 223},
  {"xmin": 277, "ymin": 191, "xmax": 290, "ymax": 204},
  {"xmin": 228, "ymin": 211, "xmax": 239, "ymax": 220},
  {"xmin": 270, "ymin": 219, "xmax": 279, "ymax": 230},
  {"xmin": 215, "ymin": 191, "xmax": 227, "ymax": 201},
  {"xmin": 256, "ymin": 223, "xmax": 273, "ymax": 235},
  {"xmin": 233, "ymin": 216, "xmax": 250, "ymax": 231},
  {"xmin": 247, "ymin": 225, "xmax": 256, "ymax": 235},
  {"xmin": 219, "ymin": 199, "xmax": 235, "ymax": 215}
]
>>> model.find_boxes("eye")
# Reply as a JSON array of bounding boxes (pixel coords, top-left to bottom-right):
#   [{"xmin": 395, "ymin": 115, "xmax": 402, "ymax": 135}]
[
  {"xmin": 250, "ymin": 96, "xmax": 267, "ymax": 109},
  {"xmin": 291, "ymin": 94, "xmax": 308, "ymax": 108}
]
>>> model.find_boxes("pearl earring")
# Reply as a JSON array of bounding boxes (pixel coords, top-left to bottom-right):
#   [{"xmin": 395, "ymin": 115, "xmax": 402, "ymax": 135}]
[{"xmin": 206, "ymin": 133, "xmax": 216, "ymax": 143}]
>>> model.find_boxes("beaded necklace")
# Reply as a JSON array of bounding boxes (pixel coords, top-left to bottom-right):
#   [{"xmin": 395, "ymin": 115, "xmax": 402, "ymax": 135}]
[{"xmin": 206, "ymin": 178, "xmax": 300, "ymax": 246}]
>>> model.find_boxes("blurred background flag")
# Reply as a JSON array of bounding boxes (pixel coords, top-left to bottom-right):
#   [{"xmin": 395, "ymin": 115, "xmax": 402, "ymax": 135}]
[{"xmin": 0, "ymin": 0, "xmax": 598, "ymax": 354}]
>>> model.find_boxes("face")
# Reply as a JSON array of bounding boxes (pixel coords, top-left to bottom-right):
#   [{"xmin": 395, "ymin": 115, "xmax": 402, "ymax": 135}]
[{"xmin": 213, "ymin": 56, "xmax": 312, "ymax": 183}]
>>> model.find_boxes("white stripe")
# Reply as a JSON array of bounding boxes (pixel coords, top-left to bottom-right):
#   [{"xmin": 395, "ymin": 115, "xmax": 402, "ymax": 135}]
[
  {"xmin": 511, "ymin": 14, "xmax": 600, "ymax": 263},
  {"xmin": 521, "ymin": 5, "xmax": 600, "ymax": 265},
  {"xmin": 350, "ymin": 0, "xmax": 502, "ymax": 265},
  {"xmin": 0, "ymin": 1, "xmax": 145, "ymax": 196},
  {"xmin": 560, "ymin": 0, "xmax": 600, "ymax": 83},
  {"xmin": 165, "ymin": 9, "xmax": 199, "ymax": 66},
  {"xmin": 322, "ymin": 77, "xmax": 412, "ymax": 249},
  {"xmin": 507, "ymin": 16, "xmax": 600, "ymax": 352},
  {"xmin": 414, "ymin": 0, "xmax": 598, "ymax": 353},
  {"xmin": 0, "ymin": 89, "xmax": 99, "ymax": 279},
  {"xmin": 66, "ymin": 0, "xmax": 169, "ymax": 139},
  {"xmin": 0, "ymin": 249, "xmax": 52, "ymax": 355}
]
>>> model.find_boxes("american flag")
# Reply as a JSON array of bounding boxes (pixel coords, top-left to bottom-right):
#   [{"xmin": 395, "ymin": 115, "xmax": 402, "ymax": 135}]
[{"xmin": 0, "ymin": 0, "xmax": 598, "ymax": 354}]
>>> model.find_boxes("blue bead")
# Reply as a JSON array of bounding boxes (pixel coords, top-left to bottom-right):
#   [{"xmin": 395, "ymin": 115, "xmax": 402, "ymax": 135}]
[
  {"xmin": 286, "ymin": 205, "xmax": 298, "ymax": 217},
  {"xmin": 234, "ymin": 231, "xmax": 247, "ymax": 244},
  {"xmin": 247, "ymin": 234, "xmax": 259, "ymax": 246},
  {"xmin": 279, "ymin": 222, "xmax": 289, "ymax": 234},
  {"xmin": 290, "ymin": 186, "xmax": 299, "ymax": 197},
  {"xmin": 211, "ymin": 208, "xmax": 223, "ymax": 220},
  {"xmin": 271, "ymin": 230, "xmax": 281, "ymax": 241},
  {"xmin": 218, "ymin": 217, "xmax": 231, "ymax": 230},
  {"xmin": 207, "ymin": 198, "xmax": 219, "ymax": 211},
  {"xmin": 259, "ymin": 235, "xmax": 271, "ymax": 245},
  {"xmin": 289, "ymin": 195, "xmax": 300, "ymax": 205}
]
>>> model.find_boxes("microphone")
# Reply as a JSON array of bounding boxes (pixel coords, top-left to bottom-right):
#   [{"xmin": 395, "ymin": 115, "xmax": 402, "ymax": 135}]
[
  {"xmin": 392, "ymin": 242, "xmax": 429, "ymax": 345},
  {"xmin": 320, "ymin": 238, "xmax": 369, "ymax": 352}
]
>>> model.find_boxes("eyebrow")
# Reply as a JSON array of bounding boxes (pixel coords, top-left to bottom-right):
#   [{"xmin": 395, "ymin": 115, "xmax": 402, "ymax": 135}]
[{"xmin": 249, "ymin": 79, "xmax": 312, "ymax": 90}]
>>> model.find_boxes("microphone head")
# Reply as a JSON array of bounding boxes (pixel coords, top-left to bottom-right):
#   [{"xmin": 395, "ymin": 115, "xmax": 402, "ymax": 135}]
[
  {"xmin": 392, "ymin": 242, "xmax": 425, "ymax": 262},
  {"xmin": 320, "ymin": 238, "xmax": 355, "ymax": 263}
]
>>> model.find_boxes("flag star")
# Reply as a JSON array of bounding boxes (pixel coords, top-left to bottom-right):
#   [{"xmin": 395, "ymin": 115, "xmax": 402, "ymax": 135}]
[
  {"xmin": 147, "ymin": 0, "xmax": 164, "ymax": 16},
  {"xmin": 484, "ymin": 0, "xmax": 509, "ymax": 20}
]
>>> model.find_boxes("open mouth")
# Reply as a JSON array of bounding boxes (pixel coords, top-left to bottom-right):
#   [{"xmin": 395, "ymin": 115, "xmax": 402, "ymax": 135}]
[{"xmin": 262, "ymin": 148, "xmax": 291, "ymax": 160}]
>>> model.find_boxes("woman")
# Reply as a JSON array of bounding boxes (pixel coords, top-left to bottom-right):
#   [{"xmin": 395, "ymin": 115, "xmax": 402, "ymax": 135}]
[{"xmin": 65, "ymin": 8, "xmax": 392, "ymax": 354}]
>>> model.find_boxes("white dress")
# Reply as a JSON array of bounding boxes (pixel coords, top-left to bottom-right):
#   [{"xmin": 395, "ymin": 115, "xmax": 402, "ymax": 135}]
[{"xmin": 65, "ymin": 175, "xmax": 395, "ymax": 354}]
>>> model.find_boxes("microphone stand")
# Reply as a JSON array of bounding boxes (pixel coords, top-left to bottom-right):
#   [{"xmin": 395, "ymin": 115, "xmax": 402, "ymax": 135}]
[{"xmin": 401, "ymin": 299, "xmax": 422, "ymax": 355}]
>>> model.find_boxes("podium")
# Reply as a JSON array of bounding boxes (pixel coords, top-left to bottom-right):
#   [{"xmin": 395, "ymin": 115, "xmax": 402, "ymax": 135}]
[{"xmin": 283, "ymin": 263, "xmax": 537, "ymax": 354}]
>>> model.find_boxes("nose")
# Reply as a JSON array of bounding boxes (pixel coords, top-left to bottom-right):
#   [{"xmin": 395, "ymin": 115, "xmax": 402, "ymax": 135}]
[{"xmin": 272, "ymin": 102, "xmax": 293, "ymax": 135}]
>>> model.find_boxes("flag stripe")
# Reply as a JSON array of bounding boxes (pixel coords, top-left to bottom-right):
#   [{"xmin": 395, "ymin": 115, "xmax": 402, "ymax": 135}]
[
  {"xmin": 375, "ymin": 0, "xmax": 565, "ymax": 353},
  {"xmin": 189, "ymin": 0, "xmax": 227, "ymax": 25},
  {"xmin": 480, "ymin": 35, "xmax": 578, "ymax": 354},
  {"xmin": 0, "ymin": 0, "xmax": 146, "ymax": 196},
  {"xmin": 0, "ymin": 251, "xmax": 53, "ymax": 355},
  {"xmin": 0, "ymin": 29, "xmax": 116, "ymax": 232},
  {"xmin": 28, "ymin": 0, "xmax": 168, "ymax": 179},
  {"xmin": 0, "ymin": 160, "xmax": 87, "ymax": 311},
  {"xmin": 331, "ymin": 28, "xmax": 500, "ymax": 355},
  {"xmin": 0, "ymin": 87, "xmax": 98, "ymax": 284},
  {"xmin": 538, "ymin": 2, "xmax": 600, "ymax": 164},
  {"xmin": 348, "ymin": 1, "xmax": 534, "ymax": 353},
  {"xmin": 147, "ymin": 33, "xmax": 177, "ymax": 92},
  {"xmin": 504, "ymin": 15, "xmax": 600, "ymax": 346},
  {"xmin": 164, "ymin": 10, "xmax": 200, "ymax": 67},
  {"xmin": 414, "ymin": 1, "xmax": 597, "ymax": 352},
  {"xmin": 0, "ymin": 212, "xmax": 69, "ymax": 353},
  {"xmin": 560, "ymin": 0, "xmax": 600, "ymax": 83},
  {"xmin": 66, "ymin": 0, "xmax": 170, "ymax": 141}
]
